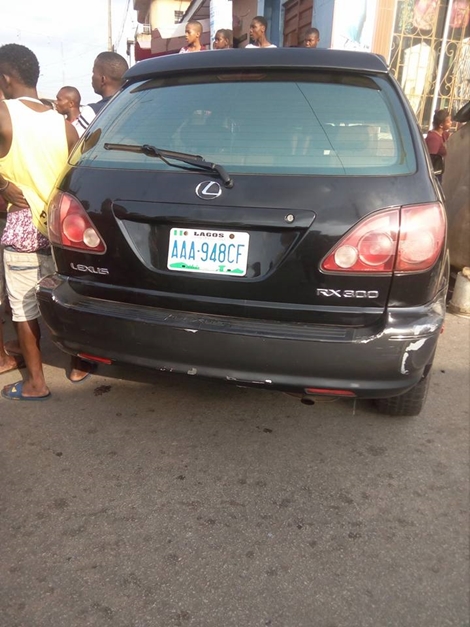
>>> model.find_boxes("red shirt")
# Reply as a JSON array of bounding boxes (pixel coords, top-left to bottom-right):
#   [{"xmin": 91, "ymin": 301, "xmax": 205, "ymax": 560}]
[{"xmin": 425, "ymin": 130, "xmax": 448, "ymax": 156}]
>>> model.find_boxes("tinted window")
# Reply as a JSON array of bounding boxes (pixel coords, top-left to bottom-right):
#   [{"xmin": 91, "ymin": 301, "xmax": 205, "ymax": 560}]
[{"xmin": 75, "ymin": 72, "xmax": 416, "ymax": 175}]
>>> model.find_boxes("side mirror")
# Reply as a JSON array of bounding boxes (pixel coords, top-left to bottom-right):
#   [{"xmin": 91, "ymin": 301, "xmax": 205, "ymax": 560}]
[{"xmin": 454, "ymin": 101, "xmax": 470, "ymax": 123}]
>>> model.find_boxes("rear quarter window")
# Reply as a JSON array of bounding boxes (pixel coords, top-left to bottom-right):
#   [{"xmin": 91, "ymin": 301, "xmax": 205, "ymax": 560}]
[{"xmin": 75, "ymin": 72, "xmax": 416, "ymax": 176}]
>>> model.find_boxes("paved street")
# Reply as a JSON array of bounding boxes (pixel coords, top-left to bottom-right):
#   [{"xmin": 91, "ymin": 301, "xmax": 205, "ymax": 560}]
[{"xmin": 0, "ymin": 313, "xmax": 468, "ymax": 627}]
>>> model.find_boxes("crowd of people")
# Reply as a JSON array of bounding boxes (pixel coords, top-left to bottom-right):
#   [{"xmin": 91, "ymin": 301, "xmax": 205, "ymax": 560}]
[
  {"xmin": 0, "ymin": 21, "xmax": 320, "ymax": 401},
  {"xmin": 179, "ymin": 17, "xmax": 320, "ymax": 52}
]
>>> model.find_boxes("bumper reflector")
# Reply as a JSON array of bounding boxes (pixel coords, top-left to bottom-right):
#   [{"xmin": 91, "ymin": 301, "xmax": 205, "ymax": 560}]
[
  {"xmin": 304, "ymin": 387, "xmax": 356, "ymax": 397},
  {"xmin": 78, "ymin": 352, "xmax": 113, "ymax": 365}
]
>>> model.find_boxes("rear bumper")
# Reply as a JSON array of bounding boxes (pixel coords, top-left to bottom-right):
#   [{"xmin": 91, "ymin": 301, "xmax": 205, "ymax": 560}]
[{"xmin": 37, "ymin": 276, "xmax": 447, "ymax": 398}]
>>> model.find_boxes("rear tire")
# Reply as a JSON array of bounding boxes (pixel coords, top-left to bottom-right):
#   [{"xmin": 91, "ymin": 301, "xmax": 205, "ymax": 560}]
[{"xmin": 374, "ymin": 371, "xmax": 431, "ymax": 417}]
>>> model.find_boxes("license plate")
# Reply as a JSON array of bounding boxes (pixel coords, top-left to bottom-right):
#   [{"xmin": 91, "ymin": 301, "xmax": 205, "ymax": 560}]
[{"xmin": 167, "ymin": 228, "xmax": 250, "ymax": 275}]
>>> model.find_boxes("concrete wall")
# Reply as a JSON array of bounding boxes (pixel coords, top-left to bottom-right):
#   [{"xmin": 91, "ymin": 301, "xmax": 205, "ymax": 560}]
[
  {"xmin": 233, "ymin": 0, "xmax": 258, "ymax": 47},
  {"xmin": 149, "ymin": 0, "xmax": 191, "ymax": 29}
]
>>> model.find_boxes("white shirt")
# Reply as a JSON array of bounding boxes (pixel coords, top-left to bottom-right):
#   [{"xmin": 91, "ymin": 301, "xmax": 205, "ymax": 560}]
[
  {"xmin": 245, "ymin": 44, "xmax": 277, "ymax": 48},
  {"xmin": 74, "ymin": 105, "xmax": 96, "ymax": 137}
]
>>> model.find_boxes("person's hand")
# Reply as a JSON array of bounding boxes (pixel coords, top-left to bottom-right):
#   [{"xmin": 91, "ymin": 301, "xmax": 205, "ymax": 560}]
[{"xmin": 0, "ymin": 180, "xmax": 29, "ymax": 208}]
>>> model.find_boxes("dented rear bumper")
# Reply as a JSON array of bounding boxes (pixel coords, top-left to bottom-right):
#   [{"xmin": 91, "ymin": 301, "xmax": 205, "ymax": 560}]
[{"xmin": 37, "ymin": 276, "xmax": 447, "ymax": 399}]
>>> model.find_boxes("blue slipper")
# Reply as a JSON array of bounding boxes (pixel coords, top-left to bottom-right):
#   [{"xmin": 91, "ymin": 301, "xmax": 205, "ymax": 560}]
[{"xmin": 1, "ymin": 381, "xmax": 51, "ymax": 401}]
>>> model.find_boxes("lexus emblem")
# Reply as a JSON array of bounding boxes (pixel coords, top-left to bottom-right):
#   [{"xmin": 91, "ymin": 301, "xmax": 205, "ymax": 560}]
[{"xmin": 195, "ymin": 181, "xmax": 222, "ymax": 200}]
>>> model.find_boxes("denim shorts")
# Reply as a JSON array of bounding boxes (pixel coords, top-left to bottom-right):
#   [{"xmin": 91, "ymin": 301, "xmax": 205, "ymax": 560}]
[{"xmin": 3, "ymin": 248, "xmax": 55, "ymax": 322}]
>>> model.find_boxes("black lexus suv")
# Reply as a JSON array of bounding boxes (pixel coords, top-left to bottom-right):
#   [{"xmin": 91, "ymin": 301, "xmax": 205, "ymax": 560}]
[{"xmin": 37, "ymin": 49, "xmax": 449, "ymax": 416}]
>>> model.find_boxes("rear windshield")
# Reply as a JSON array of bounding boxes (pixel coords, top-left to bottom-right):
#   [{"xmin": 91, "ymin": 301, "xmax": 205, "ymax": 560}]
[{"xmin": 75, "ymin": 71, "xmax": 416, "ymax": 176}]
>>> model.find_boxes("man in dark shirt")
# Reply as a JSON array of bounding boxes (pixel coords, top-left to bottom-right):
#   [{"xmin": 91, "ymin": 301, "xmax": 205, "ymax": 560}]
[{"xmin": 77, "ymin": 51, "xmax": 129, "ymax": 131}]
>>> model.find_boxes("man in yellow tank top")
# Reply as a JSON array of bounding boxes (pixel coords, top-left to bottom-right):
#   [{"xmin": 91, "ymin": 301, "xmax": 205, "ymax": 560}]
[
  {"xmin": 0, "ymin": 44, "xmax": 92, "ymax": 401},
  {"xmin": 0, "ymin": 85, "xmax": 14, "ymax": 377}
]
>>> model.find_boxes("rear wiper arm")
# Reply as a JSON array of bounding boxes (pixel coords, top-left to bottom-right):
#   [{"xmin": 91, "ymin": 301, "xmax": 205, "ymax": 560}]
[{"xmin": 104, "ymin": 143, "xmax": 234, "ymax": 188}]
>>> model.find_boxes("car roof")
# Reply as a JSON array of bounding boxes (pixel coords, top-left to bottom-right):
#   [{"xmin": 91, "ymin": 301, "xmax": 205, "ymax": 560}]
[{"xmin": 124, "ymin": 48, "xmax": 389, "ymax": 82}]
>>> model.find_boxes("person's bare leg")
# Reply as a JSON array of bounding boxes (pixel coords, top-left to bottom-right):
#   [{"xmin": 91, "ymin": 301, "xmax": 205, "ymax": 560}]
[
  {"xmin": 68, "ymin": 356, "xmax": 95, "ymax": 382},
  {"xmin": 15, "ymin": 318, "xmax": 49, "ymax": 397},
  {"xmin": 4, "ymin": 321, "xmax": 22, "ymax": 356},
  {"xmin": 0, "ymin": 320, "xmax": 20, "ymax": 374}
]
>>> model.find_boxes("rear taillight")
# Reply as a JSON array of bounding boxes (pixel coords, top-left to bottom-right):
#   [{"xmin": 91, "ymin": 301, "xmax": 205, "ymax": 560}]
[
  {"xmin": 48, "ymin": 191, "xmax": 106, "ymax": 253},
  {"xmin": 322, "ymin": 209, "xmax": 399, "ymax": 273},
  {"xmin": 321, "ymin": 203, "xmax": 445, "ymax": 274},
  {"xmin": 395, "ymin": 203, "xmax": 446, "ymax": 272}
]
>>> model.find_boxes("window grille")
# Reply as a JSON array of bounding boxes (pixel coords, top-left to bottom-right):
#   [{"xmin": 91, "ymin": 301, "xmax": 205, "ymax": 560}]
[{"xmin": 389, "ymin": 0, "xmax": 470, "ymax": 131}]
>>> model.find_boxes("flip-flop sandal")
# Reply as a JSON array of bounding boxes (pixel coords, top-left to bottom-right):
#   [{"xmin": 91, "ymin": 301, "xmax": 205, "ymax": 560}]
[
  {"xmin": 1, "ymin": 380, "xmax": 51, "ymax": 401},
  {"xmin": 4, "ymin": 344, "xmax": 23, "ymax": 357}
]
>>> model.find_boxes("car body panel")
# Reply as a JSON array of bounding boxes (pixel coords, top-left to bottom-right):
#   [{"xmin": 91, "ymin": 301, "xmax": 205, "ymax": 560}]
[
  {"xmin": 54, "ymin": 167, "xmax": 441, "ymax": 322},
  {"xmin": 123, "ymin": 48, "xmax": 391, "ymax": 81}
]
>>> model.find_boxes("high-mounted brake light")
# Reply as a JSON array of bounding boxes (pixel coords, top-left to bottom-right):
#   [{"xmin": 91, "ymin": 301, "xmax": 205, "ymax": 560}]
[
  {"xmin": 321, "ymin": 203, "xmax": 445, "ymax": 274},
  {"xmin": 48, "ymin": 191, "xmax": 106, "ymax": 253}
]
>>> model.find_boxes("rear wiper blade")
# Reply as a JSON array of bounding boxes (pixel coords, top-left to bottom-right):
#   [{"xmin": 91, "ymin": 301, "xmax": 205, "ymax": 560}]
[{"xmin": 103, "ymin": 143, "xmax": 233, "ymax": 188}]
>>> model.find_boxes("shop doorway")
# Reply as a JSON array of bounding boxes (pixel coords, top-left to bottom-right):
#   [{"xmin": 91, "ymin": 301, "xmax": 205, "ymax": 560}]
[{"xmin": 283, "ymin": 0, "xmax": 314, "ymax": 47}]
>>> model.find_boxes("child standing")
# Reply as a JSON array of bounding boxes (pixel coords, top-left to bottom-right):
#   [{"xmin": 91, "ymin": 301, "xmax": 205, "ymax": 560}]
[
  {"xmin": 179, "ymin": 21, "xmax": 207, "ymax": 53},
  {"xmin": 213, "ymin": 29, "xmax": 233, "ymax": 49}
]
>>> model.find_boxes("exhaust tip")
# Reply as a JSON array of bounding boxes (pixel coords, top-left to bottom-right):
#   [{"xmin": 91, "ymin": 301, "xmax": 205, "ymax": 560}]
[{"xmin": 301, "ymin": 397, "xmax": 315, "ymax": 406}]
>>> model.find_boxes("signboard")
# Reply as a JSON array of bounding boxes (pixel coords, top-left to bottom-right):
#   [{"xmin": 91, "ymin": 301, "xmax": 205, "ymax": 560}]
[{"xmin": 331, "ymin": 0, "xmax": 378, "ymax": 51}]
